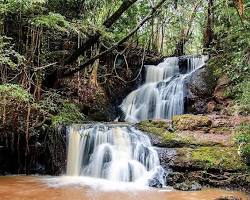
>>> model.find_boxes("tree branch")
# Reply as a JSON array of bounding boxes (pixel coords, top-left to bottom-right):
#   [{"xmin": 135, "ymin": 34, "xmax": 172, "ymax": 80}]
[
  {"xmin": 62, "ymin": 0, "xmax": 168, "ymax": 77},
  {"xmin": 65, "ymin": 0, "xmax": 138, "ymax": 64}
]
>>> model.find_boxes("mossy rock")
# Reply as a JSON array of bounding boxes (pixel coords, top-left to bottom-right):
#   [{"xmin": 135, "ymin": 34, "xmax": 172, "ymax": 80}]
[
  {"xmin": 137, "ymin": 120, "xmax": 223, "ymax": 147},
  {"xmin": 137, "ymin": 120, "xmax": 190, "ymax": 147},
  {"xmin": 137, "ymin": 120, "xmax": 180, "ymax": 147},
  {"xmin": 209, "ymin": 127, "xmax": 231, "ymax": 134},
  {"xmin": 137, "ymin": 120, "xmax": 171, "ymax": 136},
  {"xmin": 173, "ymin": 114, "xmax": 211, "ymax": 131},
  {"xmin": 173, "ymin": 147, "xmax": 249, "ymax": 172}
]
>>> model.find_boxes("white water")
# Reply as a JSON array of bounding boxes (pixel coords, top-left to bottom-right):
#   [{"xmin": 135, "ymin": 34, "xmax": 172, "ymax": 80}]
[
  {"xmin": 66, "ymin": 124, "xmax": 165, "ymax": 187},
  {"xmin": 120, "ymin": 56, "xmax": 207, "ymax": 122},
  {"xmin": 61, "ymin": 56, "xmax": 207, "ymax": 190}
]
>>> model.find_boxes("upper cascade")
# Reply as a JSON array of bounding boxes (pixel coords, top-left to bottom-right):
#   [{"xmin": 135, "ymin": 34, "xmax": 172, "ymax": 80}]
[{"xmin": 120, "ymin": 55, "xmax": 208, "ymax": 123}]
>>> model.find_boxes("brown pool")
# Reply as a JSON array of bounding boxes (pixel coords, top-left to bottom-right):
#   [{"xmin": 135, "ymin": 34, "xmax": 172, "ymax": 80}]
[{"xmin": 0, "ymin": 176, "xmax": 248, "ymax": 200}]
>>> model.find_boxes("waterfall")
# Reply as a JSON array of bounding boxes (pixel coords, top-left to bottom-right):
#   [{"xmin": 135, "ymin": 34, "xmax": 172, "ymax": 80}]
[
  {"xmin": 66, "ymin": 124, "xmax": 165, "ymax": 186},
  {"xmin": 120, "ymin": 56, "xmax": 207, "ymax": 122}
]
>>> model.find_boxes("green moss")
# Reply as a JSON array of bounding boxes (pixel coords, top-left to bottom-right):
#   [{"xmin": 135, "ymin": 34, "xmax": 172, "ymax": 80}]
[
  {"xmin": 176, "ymin": 147, "xmax": 248, "ymax": 171},
  {"xmin": 173, "ymin": 114, "xmax": 211, "ymax": 130},
  {"xmin": 162, "ymin": 133, "xmax": 197, "ymax": 147},
  {"xmin": 137, "ymin": 120, "xmax": 168, "ymax": 136},
  {"xmin": 137, "ymin": 120, "xmax": 226, "ymax": 147}
]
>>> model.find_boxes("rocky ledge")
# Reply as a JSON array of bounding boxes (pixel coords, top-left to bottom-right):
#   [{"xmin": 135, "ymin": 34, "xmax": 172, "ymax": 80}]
[{"xmin": 137, "ymin": 114, "xmax": 250, "ymax": 193}]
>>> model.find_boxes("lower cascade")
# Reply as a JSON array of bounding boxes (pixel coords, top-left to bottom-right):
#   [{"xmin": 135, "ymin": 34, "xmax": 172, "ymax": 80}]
[
  {"xmin": 120, "ymin": 56, "xmax": 207, "ymax": 122},
  {"xmin": 66, "ymin": 124, "xmax": 165, "ymax": 187}
]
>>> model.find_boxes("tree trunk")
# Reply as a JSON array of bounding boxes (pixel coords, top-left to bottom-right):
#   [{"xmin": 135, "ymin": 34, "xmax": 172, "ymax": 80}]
[
  {"xmin": 174, "ymin": 1, "xmax": 200, "ymax": 56},
  {"xmin": 89, "ymin": 44, "xmax": 100, "ymax": 87},
  {"xmin": 204, "ymin": 0, "xmax": 214, "ymax": 50},
  {"xmin": 65, "ymin": 0, "xmax": 138, "ymax": 65}
]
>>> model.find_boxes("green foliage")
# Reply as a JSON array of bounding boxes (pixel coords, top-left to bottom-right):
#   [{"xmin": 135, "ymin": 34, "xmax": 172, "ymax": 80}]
[
  {"xmin": 0, "ymin": 84, "xmax": 32, "ymax": 103},
  {"xmin": 163, "ymin": 0, "xmax": 205, "ymax": 55},
  {"xmin": 235, "ymin": 81, "xmax": 250, "ymax": 114},
  {"xmin": 235, "ymin": 124, "xmax": 250, "ymax": 157},
  {"xmin": 208, "ymin": 0, "xmax": 250, "ymax": 111},
  {"xmin": 51, "ymin": 103, "xmax": 85, "ymax": 126},
  {"xmin": 31, "ymin": 12, "xmax": 71, "ymax": 32},
  {"xmin": 0, "ymin": 0, "xmax": 45, "ymax": 16},
  {"xmin": 212, "ymin": 0, "xmax": 250, "ymax": 81},
  {"xmin": 0, "ymin": 36, "xmax": 25, "ymax": 70},
  {"xmin": 37, "ymin": 91, "xmax": 63, "ymax": 114}
]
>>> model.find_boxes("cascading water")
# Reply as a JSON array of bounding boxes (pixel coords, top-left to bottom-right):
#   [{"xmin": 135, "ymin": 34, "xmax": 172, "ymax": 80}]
[
  {"xmin": 66, "ymin": 124, "xmax": 165, "ymax": 187},
  {"xmin": 62, "ymin": 55, "xmax": 207, "ymax": 189},
  {"xmin": 120, "ymin": 56, "xmax": 207, "ymax": 122}
]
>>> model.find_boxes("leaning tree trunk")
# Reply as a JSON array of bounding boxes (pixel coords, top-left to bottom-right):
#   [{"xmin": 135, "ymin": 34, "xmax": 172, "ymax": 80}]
[
  {"xmin": 204, "ymin": 0, "xmax": 214, "ymax": 50},
  {"xmin": 65, "ymin": 0, "xmax": 138, "ymax": 65},
  {"xmin": 62, "ymin": 0, "xmax": 167, "ymax": 77}
]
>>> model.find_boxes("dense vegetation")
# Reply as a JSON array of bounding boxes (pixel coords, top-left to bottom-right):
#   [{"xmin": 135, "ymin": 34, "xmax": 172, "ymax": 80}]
[{"xmin": 0, "ymin": 0, "xmax": 249, "ymax": 174}]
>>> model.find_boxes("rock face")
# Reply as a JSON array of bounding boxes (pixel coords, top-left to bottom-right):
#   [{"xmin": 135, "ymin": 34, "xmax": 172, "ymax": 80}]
[
  {"xmin": 185, "ymin": 66, "xmax": 218, "ymax": 114},
  {"xmin": 137, "ymin": 114, "xmax": 250, "ymax": 192}
]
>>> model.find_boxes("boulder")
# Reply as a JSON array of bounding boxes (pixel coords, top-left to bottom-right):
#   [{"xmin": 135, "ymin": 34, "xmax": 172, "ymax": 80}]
[
  {"xmin": 173, "ymin": 181, "xmax": 202, "ymax": 191},
  {"xmin": 166, "ymin": 172, "xmax": 185, "ymax": 186},
  {"xmin": 185, "ymin": 66, "xmax": 217, "ymax": 114},
  {"xmin": 215, "ymin": 196, "xmax": 242, "ymax": 200}
]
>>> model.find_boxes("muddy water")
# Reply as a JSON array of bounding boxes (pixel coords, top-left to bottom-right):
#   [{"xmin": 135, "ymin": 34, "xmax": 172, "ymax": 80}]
[{"xmin": 0, "ymin": 176, "xmax": 249, "ymax": 200}]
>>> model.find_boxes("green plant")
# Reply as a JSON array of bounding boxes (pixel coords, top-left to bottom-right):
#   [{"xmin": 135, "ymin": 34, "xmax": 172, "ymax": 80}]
[
  {"xmin": 0, "ymin": 84, "xmax": 32, "ymax": 103},
  {"xmin": 235, "ymin": 124, "xmax": 250, "ymax": 157},
  {"xmin": 51, "ymin": 102, "xmax": 85, "ymax": 126},
  {"xmin": 31, "ymin": 12, "xmax": 71, "ymax": 32},
  {"xmin": 236, "ymin": 81, "xmax": 250, "ymax": 113},
  {"xmin": 0, "ymin": 36, "xmax": 25, "ymax": 70}
]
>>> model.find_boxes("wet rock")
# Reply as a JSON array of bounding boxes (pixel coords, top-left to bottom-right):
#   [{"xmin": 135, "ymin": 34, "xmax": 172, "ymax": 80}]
[
  {"xmin": 148, "ymin": 177, "xmax": 163, "ymax": 188},
  {"xmin": 173, "ymin": 181, "xmax": 202, "ymax": 191},
  {"xmin": 214, "ymin": 195, "xmax": 242, "ymax": 200},
  {"xmin": 166, "ymin": 172, "xmax": 185, "ymax": 186},
  {"xmin": 156, "ymin": 148, "xmax": 176, "ymax": 170},
  {"xmin": 178, "ymin": 56, "xmax": 189, "ymax": 74},
  {"xmin": 137, "ymin": 118, "xmax": 228, "ymax": 148}
]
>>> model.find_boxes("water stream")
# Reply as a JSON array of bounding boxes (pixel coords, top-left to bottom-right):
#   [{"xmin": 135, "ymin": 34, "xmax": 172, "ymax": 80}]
[
  {"xmin": 120, "ymin": 56, "xmax": 207, "ymax": 122},
  {"xmin": 1, "ymin": 56, "xmax": 248, "ymax": 200},
  {"xmin": 66, "ymin": 124, "xmax": 165, "ymax": 187},
  {"xmin": 62, "ymin": 56, "xmax": 207, "ymax": 188}
]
